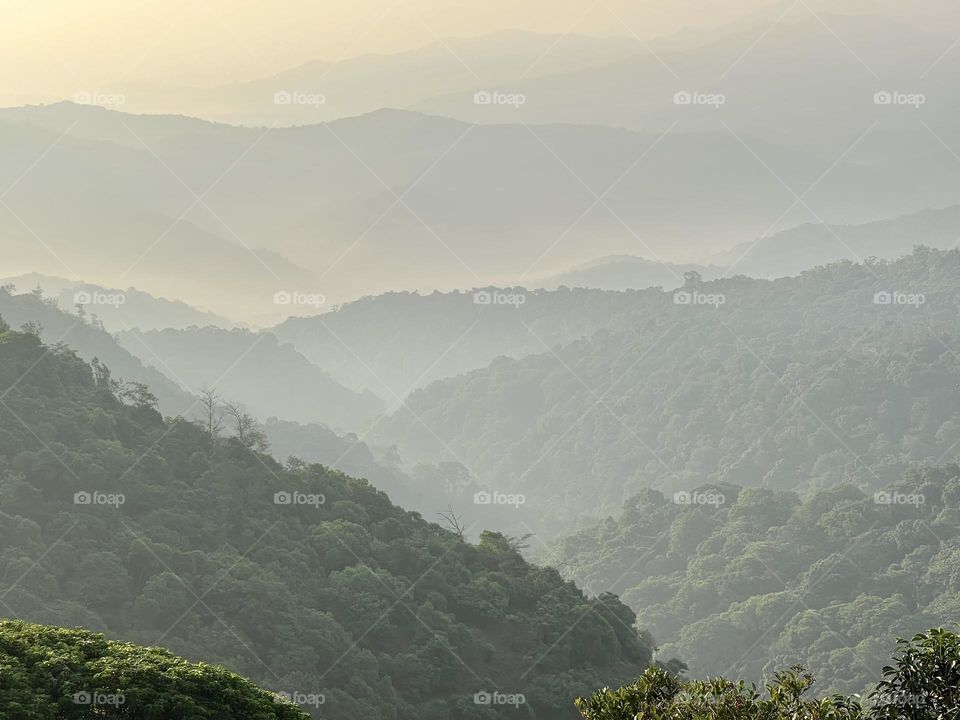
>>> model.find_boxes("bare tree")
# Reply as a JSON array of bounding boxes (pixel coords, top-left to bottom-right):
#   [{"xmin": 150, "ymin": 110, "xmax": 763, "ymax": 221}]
[
  {"xmin": 438, "ymin": 505, "xmax": 468, "ymax": 540},
  {"xmin": 223, "ymin": 401, "xmax": 270, "ymax": 452},
  {"xmin": 198, "ymin": 388, "xmax": 226, "ymax": 442}
]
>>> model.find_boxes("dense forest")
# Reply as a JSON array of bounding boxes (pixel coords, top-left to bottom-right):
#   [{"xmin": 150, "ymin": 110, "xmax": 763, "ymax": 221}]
[
  {"xmin": 551, "ymin": 465, "xmax": 960, "ymax": 698},
  {"xmin": 370, "ymin": 248, "xmax": 960, "ymax": 534},
  {"xmin": 0, "ymin": 620, "xmax": 308, "ymax": 719},
  {"xmin": 0, "ymin": 319, "xmax": 650, "ymax": 719}
]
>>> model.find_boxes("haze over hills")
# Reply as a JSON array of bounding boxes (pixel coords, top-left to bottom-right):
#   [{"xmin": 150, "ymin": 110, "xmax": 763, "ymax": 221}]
[
  {"xmin": 117, "ymin": 327, "xmax": 383, "ymax": 431},
  {"xmin": 49, "ymin": 10, "xmax": 960, "ymax": 139},
  {"xmin": 413, "ymin": 11, "xmax": 959, "ymax": 136},
  {"xmin": 711, "ymin": 205, "xmax": 960, "ymax": 279},
  {"xmin": 0, "ymin": 112, "xmax": 317, "ymax": 325},
  {"xmin": 266, "ymin": 208, "xmax": 960, "ymax": 404},
  {"xmin": 532, "ymin": 257, "xmax": 723, "ymax": 291},
  {"xmin": 4, "ymin": 99, "xmax": 960, "ymax": 323},
  {"xmin": 112, "ymin": 32, "xmax": 643, "ymax": 126},
  {"xmin": 368, "ymin": 248, "xmax": 960, "ymax": 536},
  {"xmin": 268, "ymin": 288, "xmax": 637, "ymax": 403},
  {"xmin": 10, "ymin": 2, "xmax": 960, "ymax": 715},
  {"xmin": 1, "ymin": 273, "xmax": 237, "ymax": 332},
  {"xmin": 533, "ymin": 205, "xmax": 960, "ymax": 291}
]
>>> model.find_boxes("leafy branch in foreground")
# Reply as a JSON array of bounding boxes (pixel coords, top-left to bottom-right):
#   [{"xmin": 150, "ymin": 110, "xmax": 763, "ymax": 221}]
[{"xmin": 576, "ymin": 628, "xmax": 960, "ymax": 719}]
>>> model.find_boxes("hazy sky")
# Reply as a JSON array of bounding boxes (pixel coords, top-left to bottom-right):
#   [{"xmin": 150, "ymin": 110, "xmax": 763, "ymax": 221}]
[
  {"xmin": 5, "ymin": 0, "xmax": 957, "ymax": 103},
  {"xmin": 4, "ymin": 0, "xmax": 765, "ymax": 98}
]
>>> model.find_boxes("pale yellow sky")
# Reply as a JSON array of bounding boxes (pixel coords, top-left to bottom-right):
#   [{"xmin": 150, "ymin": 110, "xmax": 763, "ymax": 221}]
[
  {"xmin": 3, "ymin": 0, "xmax": 762, "ymax": 100},
  {"xmin": 5, "ymin": 0, "xmax": 955, "ymax": 105}
]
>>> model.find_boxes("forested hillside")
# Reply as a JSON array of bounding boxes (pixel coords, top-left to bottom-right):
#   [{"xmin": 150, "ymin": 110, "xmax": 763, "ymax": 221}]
[
  {"xmin": 0, "ymin": 283, "xmax": 195, "ymax": 416},
  {"xmin": 0, "ymin": 320, "xmax": 650, "ymax": 719},
  {"xmin": 262, "ymin": 418, "xmax": 451, "ymax": 519},
  {"xmin": 552, "ymin": 465, "xmax": 960, "ymax": 698},
  {"xmin": 270, "ymin": 287, "xmax": 636, "ymax": 402},
  {"xmin": 371, "ymin": 248, "xmax": 960, "ymax": 534}
]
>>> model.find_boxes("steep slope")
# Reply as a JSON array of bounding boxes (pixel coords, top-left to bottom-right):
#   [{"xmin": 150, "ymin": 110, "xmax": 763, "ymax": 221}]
[
  {"xmin": 0, "ymin": 284, "xmax": 194, "ymax": 416},
  {"xmin": 369, "ymin": 248, "xmax": 960, "ymax": 534},
  {"xmin": 117, "ymin": 326, "xmax": 383, "ymax": 430},
  {"xmin": 0, "ymin": 323, "xmax": 651, "ymax": 719}
]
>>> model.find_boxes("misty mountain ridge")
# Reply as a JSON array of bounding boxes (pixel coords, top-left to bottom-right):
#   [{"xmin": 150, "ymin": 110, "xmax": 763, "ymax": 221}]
[
  {"xmin": 535, "ymin": 204, "xmax": 960, "ymax": 290},
  {"xmin": 367, "ymin": 247, "xmax": 960, "ymax": 535},
  {"xmin": 3, "ymin": 100, "xmax": 959, "ymax": 323},
  {"xmin": 413, "ymin": 11, "xmax": 957, "ymax": 137},
  {"xmin": 0, "ymin": 273, "xmax": 237, "ymax": 331},
  {"xmin": 109, "ymin": 30, "xmax": 643, "ymax": 126},
  {"xmin": 13, "ymin": 3, "xmax": 960, "ymax": 717}
]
